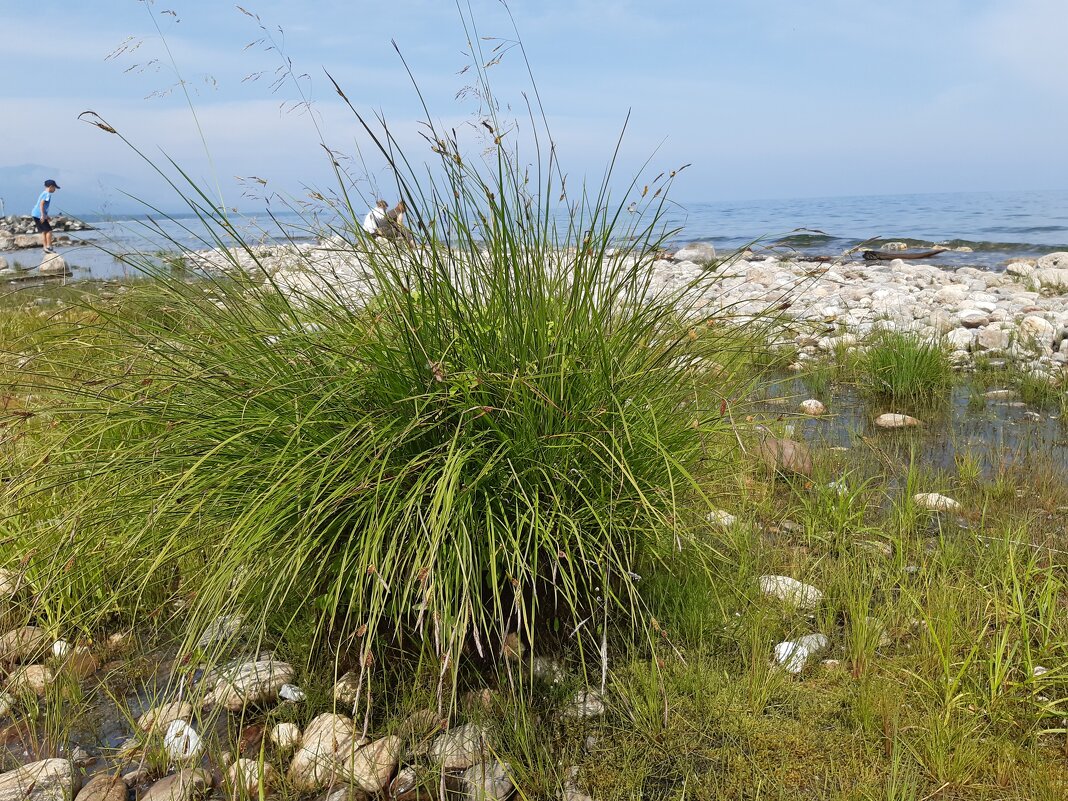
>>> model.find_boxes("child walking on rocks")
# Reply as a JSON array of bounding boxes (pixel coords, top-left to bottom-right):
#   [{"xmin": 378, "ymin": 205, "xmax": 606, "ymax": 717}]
[{"xmin": 31, "ymin": 179, "xmax": 60, "ymax": 253}]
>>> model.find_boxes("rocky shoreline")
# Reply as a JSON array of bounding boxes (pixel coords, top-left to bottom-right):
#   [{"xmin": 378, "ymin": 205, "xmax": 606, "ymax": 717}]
[
  {"xmin": 0, "ymin": 216, "xmax": 91, "ymax": 252},
  {"xmin": 174, "ymin": 240, "xmax": 1068, "ymax": 377}
]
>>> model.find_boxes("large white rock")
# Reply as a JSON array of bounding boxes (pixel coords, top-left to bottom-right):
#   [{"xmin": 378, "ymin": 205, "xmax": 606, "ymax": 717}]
[
  {"xmin": 1037, "ymin": 252, "xmax": 1068, "ymax": 270},
  {"xmin": 1033, "ymin": 268, "xmax": 1068, "ymax": 292},
  {"xmin": 163, "ymin": 720, "xmax": 203, "ymax": 761},
  {"xmin": 461, "ymin": 760, "xmax": 513, "ymax": 801},
  {"xmin": 944, "ymin": 328, "xmax": 974, "ymax": 350},
  {"xmin": 913, "ymin": 493, "xmax": 962, "ymax": 513},
  {"xmin": 226, "ymin": 759, "xmax": 276, "ymax": 798},
  {"xmin": 0, "ymin": 626, "xmax": 50, "ymax": 663},
  {"xmin": 38, "ymin": 253, "xmax": 69, "ymax": 277},
  {"xmin": 874, "ymin": 413, "xmax": 921, "ymax": 429},
  {"xmin": 270, "ymin": 722, "xmax": 302, "ymax": 752},
  {"xmin": 13, "ymin": 234, "xmax": 43, "ymax": 249},
  {"xmin": 976, "ymin": 326, "xmax": 1010, "ymax": 351},
  {"xmin": 758, "ymin": 575, "xmax": 823, "ymax": 610},
  {"xmin": 1019, "ymin": 315, "xmax": 1055, "ymax": 350},
  {"xmin": 773, "ymin": 633, "xmax": 829, "ymax": 674},
  {"xmin": 202, "ymin": 658, "xmax": 294, "ymax": 710},
  {"xmin": 0, "ymin": 759, "xmax": 76, "ymax": 801},
  {"xmin": 287, "ymin": 713, "xmax": 355, "ymax": 792},
  {"xmin": 425, "ymin": 723, "xmax": 487, "ymax": 771},
  {"xmin": 339, "ymin": 736, "xmax": 400, "ymax": 794},
  {"xmin": 706, "ymin": 509, "xmax": 737, "ymax": 529},
  {"xmin": 563, "ymin": 689, "xmax": 606, "ymax": 719},
  {"xmin": 798, "ymin": 399, "xmax": 826, "ymax": 416},
  {"xmin": 140, "ymin": 770, "xmax": 212, "ymax": 801},
  {"xmin": 672, "ymin": 242, "xmax": 716, "ymax": 263},
  {"xmin": 1008, "ymin": 261, "xmax": 1033, "ymax": 279}
]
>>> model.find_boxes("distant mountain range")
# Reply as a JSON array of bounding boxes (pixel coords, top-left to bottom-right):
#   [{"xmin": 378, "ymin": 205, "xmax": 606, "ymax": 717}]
[{"xmin": 0, "ymin": 163, "xmax": 151, "ymax": 218}]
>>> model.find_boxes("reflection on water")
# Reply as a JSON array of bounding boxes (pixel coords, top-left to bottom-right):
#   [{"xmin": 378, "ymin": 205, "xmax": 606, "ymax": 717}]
[{"xmin": 759, "ymin": 378, "xmax": 1068, "ymax": 480}]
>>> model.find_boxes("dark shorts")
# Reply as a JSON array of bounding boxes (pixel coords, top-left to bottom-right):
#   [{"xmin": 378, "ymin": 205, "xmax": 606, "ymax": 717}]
[{"xmin": 33, "ymin": 217, "xmax": 52, "ymax": 233}]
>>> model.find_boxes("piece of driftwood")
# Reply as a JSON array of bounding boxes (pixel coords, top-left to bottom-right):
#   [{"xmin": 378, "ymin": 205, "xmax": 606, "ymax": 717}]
[{"xmin": 862, "ymin": 249, "xmax": 945, "ymax": 262}]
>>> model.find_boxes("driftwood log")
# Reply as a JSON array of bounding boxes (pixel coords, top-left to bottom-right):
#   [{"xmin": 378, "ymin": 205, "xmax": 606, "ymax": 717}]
[{"xmin": 862, "ymin": 249, "xmax": 946, "ymax": 262}]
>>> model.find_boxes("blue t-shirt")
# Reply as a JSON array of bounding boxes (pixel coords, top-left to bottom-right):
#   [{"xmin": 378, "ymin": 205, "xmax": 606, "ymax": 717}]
[{"xmin": 32, "ymin": 190, "xmax": 51, "ymax": 218}]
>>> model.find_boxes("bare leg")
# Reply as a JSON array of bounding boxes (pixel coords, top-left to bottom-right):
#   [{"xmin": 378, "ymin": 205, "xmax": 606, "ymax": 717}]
[{"xmin": 43, "ymin": 230, "xmax": 53, "ymax": 250}]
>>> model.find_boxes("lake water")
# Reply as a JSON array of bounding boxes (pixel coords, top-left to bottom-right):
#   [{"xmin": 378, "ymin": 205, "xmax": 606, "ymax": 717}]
[{"xmin": 5, "ymin": 189, "xmax": 1068, "ymax": 281}]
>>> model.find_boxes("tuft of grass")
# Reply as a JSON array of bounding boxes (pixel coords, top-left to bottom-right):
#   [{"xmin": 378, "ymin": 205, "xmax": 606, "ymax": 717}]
[
  {"xmin": 857, "ymin": 331, "xmax": 953, "ymax": 407},
  {"xmin": 8, "ymin": 13, "xmax": 748, "ymax": 703}
]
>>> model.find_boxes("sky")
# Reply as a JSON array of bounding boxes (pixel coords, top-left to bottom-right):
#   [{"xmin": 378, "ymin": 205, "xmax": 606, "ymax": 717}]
[{"xmin": 2, "ymin": 0, "xmax": 1067, "ymax": 215}]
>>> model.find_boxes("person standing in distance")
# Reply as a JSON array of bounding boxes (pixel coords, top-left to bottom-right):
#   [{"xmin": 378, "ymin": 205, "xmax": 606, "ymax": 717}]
[
  {"xmin": 362, "ymin": 199, "xmax": 389, "ymax": 237},
  {"xmin": 32, "ymin": 179, "xmax": 60, "ymax": 253}
]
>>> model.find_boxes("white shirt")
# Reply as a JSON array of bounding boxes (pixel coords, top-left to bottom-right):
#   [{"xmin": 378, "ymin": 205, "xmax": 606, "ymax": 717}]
[{"xmin": 362, "ymin": 207, "xmax": 386, "ymax": 234}]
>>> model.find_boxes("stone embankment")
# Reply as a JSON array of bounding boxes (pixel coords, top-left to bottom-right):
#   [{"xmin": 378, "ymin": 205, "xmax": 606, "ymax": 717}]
[
  {"xmin": 174, "ymin": 239, "xmax": 1068, "ymax": 376},
  {"xmin": 0, "ymin": 216, "xmax": 90, "ymax": 251}
]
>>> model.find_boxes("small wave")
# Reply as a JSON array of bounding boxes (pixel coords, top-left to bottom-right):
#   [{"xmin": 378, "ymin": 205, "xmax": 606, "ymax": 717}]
[
  {"xmin": 980, "ymin": 225, "xmax": 1068, "ymax": 235},
  {"xmin": 934, "ymin": 238, "xmax": 1068, "ymax": 253}
]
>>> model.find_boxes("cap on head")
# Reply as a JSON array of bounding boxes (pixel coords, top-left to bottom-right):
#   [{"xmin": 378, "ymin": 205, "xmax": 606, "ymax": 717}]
[
  {"xmin": 44, "ymin": 179, "xmax": 60, "ymax": 189},
  {"xmin": 376, "ymin": 199, "xmax": 388, "ymax": 208}
]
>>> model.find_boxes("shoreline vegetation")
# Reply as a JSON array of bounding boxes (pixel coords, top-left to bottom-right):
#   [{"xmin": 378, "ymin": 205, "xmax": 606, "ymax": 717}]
[
  {"xmin": 1, "ymin": 7, "xmax": 1068, "ymax": 800},
  {"xmin": 2, "ymin": 233, "xmax": 1068, "ymax": 799}
]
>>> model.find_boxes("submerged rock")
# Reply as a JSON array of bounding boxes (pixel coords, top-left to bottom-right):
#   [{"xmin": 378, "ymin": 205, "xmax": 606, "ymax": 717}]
[
  {"xmin": 756, "ymin": 434, "xmax": 813, "ymax": 478},
  {"xmin": 912, "ymin": 493, "xmax": 962, "ymax": 513},
  {"xmin": 983, "ymin": 389, "xmax": 1019, "ymax": 400},
  {"xmin": 138, "ymin": 701, "xmax": 194, "ymax": 733},
  {"xmin": 873, "ymin": 413, "xmax": 921, "ymax": 429},
  {"xmin": 0, "ymin": 759, "xmax": 77, "ymax": 801},
  {"xmin": 758, "ymin": 575, "xmax": 823, "ymax": 610}
]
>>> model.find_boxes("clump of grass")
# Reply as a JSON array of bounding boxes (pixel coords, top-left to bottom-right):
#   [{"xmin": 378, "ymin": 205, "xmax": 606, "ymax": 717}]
[
  {"xmin": 858, "ymin": 331, "xmax": 953, "ymax": 406},
  {"xmin": 11, "ymin": 11, "xmax": 740, "ymax": 701},
  {"xmin": 1016, "ymin": 370, "xmax": 1063, "ymax": 410}
]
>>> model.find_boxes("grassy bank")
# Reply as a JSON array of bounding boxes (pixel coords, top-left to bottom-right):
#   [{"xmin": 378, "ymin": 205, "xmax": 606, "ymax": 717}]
[{"xmin": 3, "ymin": 284, "xmax": 1068, "ymax": 798}]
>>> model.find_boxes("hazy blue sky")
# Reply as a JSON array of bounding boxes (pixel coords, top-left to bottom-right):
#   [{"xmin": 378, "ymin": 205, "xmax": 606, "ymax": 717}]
[{"xmin": 2, "ymin": 0, "xmax": 1066, "ymax": 213}]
